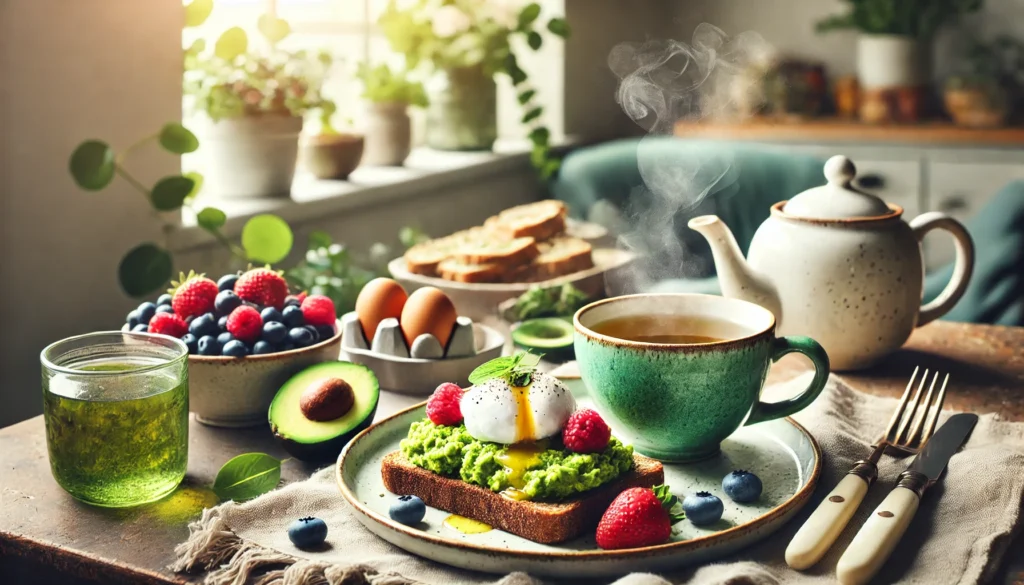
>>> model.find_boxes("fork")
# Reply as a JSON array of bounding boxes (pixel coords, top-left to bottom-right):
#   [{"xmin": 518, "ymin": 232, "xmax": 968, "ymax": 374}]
[{"xmin": 785, "ymin": 367, "xmax": 949, "ymax": 570}]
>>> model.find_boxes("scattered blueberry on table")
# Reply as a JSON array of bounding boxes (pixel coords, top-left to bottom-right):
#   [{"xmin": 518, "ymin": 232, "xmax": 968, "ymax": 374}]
[
  {"xmin": 389, "ymin": 495, "xmax": 426, "ymax": 526},
  {"xmin": 682, "ymin": 491, "xmax": 724, "ymax": 526},
  {"xmin": 288, "ymin": 517, "xmax": 328, "ymax": 549},
  {"xmin": 723, "ymin": 470, "xmax": 762, "ymax": 503}
]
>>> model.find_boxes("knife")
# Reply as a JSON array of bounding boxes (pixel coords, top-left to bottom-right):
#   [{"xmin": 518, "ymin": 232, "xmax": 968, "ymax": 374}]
[{"xmin": 836, "ymin": 413, "xmax": 978, "ymax": 585}]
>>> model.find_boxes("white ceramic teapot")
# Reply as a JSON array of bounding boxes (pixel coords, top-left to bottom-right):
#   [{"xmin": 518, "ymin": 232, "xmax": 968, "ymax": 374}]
[{"xmin": 688, "ymin": 155, "xmax": 975, "ymax": 371}]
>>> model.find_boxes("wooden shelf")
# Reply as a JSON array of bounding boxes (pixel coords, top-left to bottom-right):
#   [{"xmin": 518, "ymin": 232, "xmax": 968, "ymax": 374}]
[{"xmin": 673, "ymin": 117, "xmax": 1024, "ymax": 147}]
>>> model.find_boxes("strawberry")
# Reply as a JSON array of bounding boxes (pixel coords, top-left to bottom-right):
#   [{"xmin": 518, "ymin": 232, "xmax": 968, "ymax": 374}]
[
  {"xmin": 234, "ymin": 268, "xmax": 289, "ymax": 310},
  {"xmin": 562, "ymin": 409, "xmax": 611, "ymax": 453},
  {"xmin": 596, "ymin": 485, "xmax": 685, "ymax": 550},
  {"xmin": 169, "ymin": 271, "xmax": 218, "ymax": 319},
  {"xmin": 300, "ymin": 295, "xmax": 336, "ymax": 326},
  {"xmin": 226, "ymin": 305, "xmax": 263, "ymax": 343},
  {"xmin": 148, "ymin": 313, "xmax": 188, "ymax": 338},
  {"xmin": 426, "ymin": 383, "xmax": 464, "ymax": 426}
]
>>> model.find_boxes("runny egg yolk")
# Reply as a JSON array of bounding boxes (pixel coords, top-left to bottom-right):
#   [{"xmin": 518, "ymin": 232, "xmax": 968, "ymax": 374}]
[{"xmin": 497, "ymin": 384, "xmax": 544, "ymax": 501}]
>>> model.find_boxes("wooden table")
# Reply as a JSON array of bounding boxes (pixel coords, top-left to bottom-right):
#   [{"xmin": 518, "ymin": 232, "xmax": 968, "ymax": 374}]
[{"xmin": 2, "ymin": 321, "xmax": 1022, "ymax": 585}]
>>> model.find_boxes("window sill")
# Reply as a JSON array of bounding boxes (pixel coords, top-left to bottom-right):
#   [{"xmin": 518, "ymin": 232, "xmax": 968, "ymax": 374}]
[{"xmin": 169, "ymin": 140, "xmax": 561, "ymax": 253}]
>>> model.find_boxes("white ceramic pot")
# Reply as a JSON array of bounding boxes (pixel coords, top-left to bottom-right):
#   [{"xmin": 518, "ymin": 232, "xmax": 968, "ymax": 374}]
[
  {"xmin": 857, "ymin": 34, "xmax": 927, "ymax": 89},
  {"xmin": 363, "ymin": 103, "xmax": 412, "ymax": 166},
  {"xmin": 190, "ymin": 113, "xmax": 302, "ymax": 199},
  {"xmin": 188, "ymin": 330, "xmax": 342, "ymax": 427}
]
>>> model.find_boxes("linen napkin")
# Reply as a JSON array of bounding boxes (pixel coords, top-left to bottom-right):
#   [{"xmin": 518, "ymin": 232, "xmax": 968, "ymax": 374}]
[{"xmin": 172, "ymin": 374, "xmax": 1024, "ymax": 585}]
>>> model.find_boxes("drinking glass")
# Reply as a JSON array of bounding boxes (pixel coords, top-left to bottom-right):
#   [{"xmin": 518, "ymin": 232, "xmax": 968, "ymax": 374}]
[{"xmin": 41, "ymin": 331, "xmax": 189, "ymax": 507}]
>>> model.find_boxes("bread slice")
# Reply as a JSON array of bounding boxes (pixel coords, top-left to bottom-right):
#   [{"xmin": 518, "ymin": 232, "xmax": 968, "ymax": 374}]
[
  {"xmin": 404, "ymin": 227, "xmax": 490, "ymax": 276},
  {"xmin": 436, "ymin": 258, "xmax": 508, "ymax": 283},
  {"xmin": 487, "ymin": 200, "xmax": 568, "ymax": 242},
  {"xmin": 527, "ymin": 236, "xmax": 595, "ymax": 281},
  {"xmin": 381, "ymin": 451, "xmax": 664, "ymax": 544},
  {"xmin": 453, "ymin": 236, "xmax": 539, "ymax": 268}
]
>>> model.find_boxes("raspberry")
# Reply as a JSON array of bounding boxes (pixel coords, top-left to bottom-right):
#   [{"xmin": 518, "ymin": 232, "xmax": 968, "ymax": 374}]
[
  {"xmin": 562, "ymin": 408, "xmax": 611, "ymax": 453},
  {"xmin": 148, "ymin": 313, "xmax": 188, "ymax": 338},
  {"xmin": 300, "ymin": 295, "xmax": 336, "ymax": 326},
  {"xmin": 226, "ymin": 305, "xmax": 263, "ymax": 343},
  {"xmin": 426, "ymin": 383, "xmax": 463, "ymax": 426}
]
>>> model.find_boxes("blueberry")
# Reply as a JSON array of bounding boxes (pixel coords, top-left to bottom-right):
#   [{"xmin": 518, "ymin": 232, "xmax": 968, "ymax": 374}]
[
  {"xmin": 190, "ymin": 313, "xmax": 219, "ymax": 338},
  {"xmin": 262, "ymin": 321, "xmax": 288, "ymax": 344},
  {"xmin": 288, "ymin": 327, "xmax": 314, "ymax": 347},
  {"xmin": 156, "ymin": 305, "xmax": 175, "ymax": 314},
  {"xmin": 304, "ymin": 325, "xmax": 320, "ymax": 344},
  {"xmin": 215, "ymin": 290, "xmax": 243, "ymax": 315},
  {"xmin": 315, "ymin": 324, "xmax": 336, "ymax": 340},
  {"xmin": 288, "ymin": 517, "xmax": 328, "ymax": 549},
  {"xmin": 137, "ymin": 302, "xmax": 157, "ymax": 323},
  {"xmin": 723, "ymin": 470, "xmax": 762, "ymax": 503},
  {"xmin": 389, "ymin": 495, "xmax": 426, "ymax": 526},
  {"xmin": 682, "ymin": 491, "xmax": 724, "ymax": 526},
  {"xmin": 221, "ymin": 339, "xmax": 249, "ymax": 358},
  {"xmin": 182, "ymin": 333, "xmax": 198, "ymax": 354},
  {"xmin": 157, "ymin": 293, "xmax": 173, "ymax": 306},
  {"xmin": 127, "ymin": 310, "xmax": 140, "ymax": 328},
  {"xmin": 218, "ymin": 315, "xmax": 229, "ymax": 331},
  {"xmin": 284, "ymin": 295, "xmax": 302, "ymax": 308},
  {"xmin": 260, "ymin": 307, "xmax": 284, "ymax": 324},
  {"xmin": 131, "ymin": 324, "xmax": 149, "ymax": 333},
  {"xmin": 281, "ymin": 343, "xmax": 296, "ymax": 352},
  {"xmin": 282, "ymin": 305, "xmax": 305, "ymax": 328},
  {"xmin": 217, "ymin": 274, "xmax": 239, "ymax": 292},
  {"xmin": 253, "ymin": 340, "xmax": 276, "ymax": 355},
  {"xmin": 197, "ymin": 335, "xmax": 220, "ymax": 356},
  {"xmin": 217, "ymin": 331, "xmax": 235, "ymax": 345}
]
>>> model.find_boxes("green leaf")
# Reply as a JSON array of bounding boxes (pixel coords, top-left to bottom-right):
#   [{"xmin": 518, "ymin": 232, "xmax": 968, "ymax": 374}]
[
  {"xmin": 150, "ymin": 175, "xmax": 195, "ymax": 211},
  {"xmin": 518, "ymin": 89, "xmax": 536, "ymax": 105},
  {"xmin": 528, "ymin": 126, "xmax": 550, "ymax": 145},
  {"xmin": 213, "ymin": 453, "xmax": 282, "ymax": 502},
  {"xmin": 69, "ymin": 140, "xmax": 115, "ymax": 191},
  {"xmin": 183, "ymin": 171, "xmax": 204, "ymax": 200},
  {"xmin": 196, "ymin": 207, "xmax": 226, "ymax": 231},
  {"xmin": 119, "ymin": 244, "xmax": 173, "ymax": 298},
  {"xmin": 257, "ymin": 13, "xmax": 291, "ymax": 44},
  {"xmin": 527, "ymin": 31, "xmax": 543, "ymax": 50},
  {"xmin": 158, "ymin": 123, "xmax": 199, "ymax": 154},
  {"xmin": 215, "ymin": 27, "xmax": 248, "ymax": 61},
  {"xmin": 540, "ymin": 159, "xmax": 561, "ymax": 181},
  {"xmin": 518, "ymin": 3, "xmax": 541, "ymax": 29},
  {"xmin": 242, "ymin": 214, "xmax": 293, "ymax": 264},
  {"xmin": 469, "ymin": 356, "xmax": 517, "ymax": 385},
  {"xmin": 522, "ymin": 106, "xmax": 544, "ymax": 124},
  {"xmin": 308, "ymin": 230, "xmax": 333, "ymax": 251},
  {"xmin": 184, "ymin": 0, "xmax": 213, "ymax": 27},
  {"xmin": 505, "ymin": 54, "xmax": 528, "ymax": 85},
  {"xmin": 547, "ymin": 18, "xmax": 571, "ymax": 38}
]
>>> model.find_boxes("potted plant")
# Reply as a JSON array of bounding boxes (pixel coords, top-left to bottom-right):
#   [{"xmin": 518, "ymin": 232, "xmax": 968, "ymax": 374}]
[
  {"xmin": 184, "ymin": 13, "xmax": 334, "ymax": 197},
  {"xmin": 379, "ymin": 0, "xmax": 569, "ymax": 180},
  {"xmin": 817, "ymin": 0, "xmax": 983, "ymax": 110},
  {"xmin": 356, "ymin": 63, "xmax": 428, "ymax": 166},
  {"xmin": 945, "ymin": 35, "xmax": 1024, "ymax": 128},
  {"xmin": 300, "ymin": 99, "xmax": 366, "ymax": 180}
]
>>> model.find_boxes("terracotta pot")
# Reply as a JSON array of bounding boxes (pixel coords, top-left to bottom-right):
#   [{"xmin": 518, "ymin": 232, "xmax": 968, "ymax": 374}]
[
  {"xmin": 363, "ymin": 102, "xmax": 412, "ymax": 166},
  {"xmin": 300, "ymin": 134, "xmax": 365, "ymax": 180},
  {"xmin": 190, "ymin": 113, "xmax": 301, "ymax": 198},
  {"xmin": 944, "ymin": 88, "xmax": 1008, "ymax": 128}
]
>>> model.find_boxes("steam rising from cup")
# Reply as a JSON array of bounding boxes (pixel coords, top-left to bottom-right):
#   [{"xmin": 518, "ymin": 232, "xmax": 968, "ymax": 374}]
[{"xmin": 604, "ymin": 24, "xmax": 773, "ymax": 295}]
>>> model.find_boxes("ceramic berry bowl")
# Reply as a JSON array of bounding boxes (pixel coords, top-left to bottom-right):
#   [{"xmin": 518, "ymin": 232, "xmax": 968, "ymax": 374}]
[{"xmin": 120, "ymin": 269, "xmax": 345, "ymax": 428}]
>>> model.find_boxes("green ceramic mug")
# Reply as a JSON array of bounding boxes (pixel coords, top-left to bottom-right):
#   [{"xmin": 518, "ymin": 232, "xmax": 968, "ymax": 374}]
[{"xmin": 574, "ymin": 293, "xmax": 829, "ymax": 462}]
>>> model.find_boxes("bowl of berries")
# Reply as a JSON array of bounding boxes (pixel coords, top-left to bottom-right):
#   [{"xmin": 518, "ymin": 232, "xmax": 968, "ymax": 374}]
[{"xmin": 123, "ymin": 268, "xmax": 342, "ymax": 428}]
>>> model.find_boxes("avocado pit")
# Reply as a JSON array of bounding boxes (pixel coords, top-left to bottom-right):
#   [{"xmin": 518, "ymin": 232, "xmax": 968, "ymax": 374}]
[{"xmin": 300, "ymin": 377, "xmax": 355, "ymax": 421}]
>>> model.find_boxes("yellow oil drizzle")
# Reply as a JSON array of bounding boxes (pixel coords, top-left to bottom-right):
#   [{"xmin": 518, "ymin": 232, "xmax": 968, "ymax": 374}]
[{"xmin": 443, "ymin": 514, "xmax": 492, "ymax": 534}]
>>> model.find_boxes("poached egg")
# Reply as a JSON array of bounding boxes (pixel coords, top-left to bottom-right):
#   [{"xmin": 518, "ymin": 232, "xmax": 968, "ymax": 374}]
[{"xmin": 461, "ymin": 373, "xmax": 576, "ymax": 445}]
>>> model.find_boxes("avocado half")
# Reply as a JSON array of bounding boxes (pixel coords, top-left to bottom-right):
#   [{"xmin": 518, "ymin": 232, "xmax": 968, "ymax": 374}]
[
  {"xmin": 511, "ymin": 317, "xmax": 575, "ymax": 359},
  {"xmin": 269, "ymin": 361, "xmax": 380, "ymax": 462}
]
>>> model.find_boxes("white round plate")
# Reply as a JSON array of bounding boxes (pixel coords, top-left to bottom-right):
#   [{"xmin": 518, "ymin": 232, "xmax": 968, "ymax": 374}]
[{"xmin": 336, "ymin": 383, "xmax": 820, "ymax": 578}]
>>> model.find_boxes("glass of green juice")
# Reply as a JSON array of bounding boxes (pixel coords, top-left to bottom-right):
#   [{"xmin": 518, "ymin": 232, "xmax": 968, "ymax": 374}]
[{"xmin": 41, "ymin": 331, "xmax": 189, "ymax": 507}]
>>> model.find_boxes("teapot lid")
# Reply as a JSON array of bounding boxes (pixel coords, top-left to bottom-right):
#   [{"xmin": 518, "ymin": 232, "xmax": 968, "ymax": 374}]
[{"xmin": 784, "ymin": 155, "xmax": 893, "ymax": 219}]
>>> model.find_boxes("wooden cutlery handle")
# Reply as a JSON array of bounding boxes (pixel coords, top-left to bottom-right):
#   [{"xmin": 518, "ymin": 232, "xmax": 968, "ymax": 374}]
[
  {"xmin": 786, "ymin": 473, "xmax": 870, "ymax": 569},
  {"xmin": 836, "ymin": 486, "xmax": 920, "ymax": 585}
]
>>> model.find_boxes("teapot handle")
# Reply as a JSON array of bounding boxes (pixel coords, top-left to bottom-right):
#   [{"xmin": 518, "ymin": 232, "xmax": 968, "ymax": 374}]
[{"xmin": 910, "ymin": 212, "xmax": 975, "ymax": 327}]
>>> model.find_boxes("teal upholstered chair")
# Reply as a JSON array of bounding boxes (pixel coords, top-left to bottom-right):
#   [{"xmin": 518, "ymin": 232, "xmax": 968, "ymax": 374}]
[{"xmin": 552, "ymin": 137, "xmax": 1024, "ymax": 326}]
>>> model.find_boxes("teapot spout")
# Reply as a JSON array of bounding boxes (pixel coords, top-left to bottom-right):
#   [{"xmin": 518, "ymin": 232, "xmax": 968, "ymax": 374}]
[{"xmin": 687, "ymin": 215, "xmax": 781, "ymax": 318}]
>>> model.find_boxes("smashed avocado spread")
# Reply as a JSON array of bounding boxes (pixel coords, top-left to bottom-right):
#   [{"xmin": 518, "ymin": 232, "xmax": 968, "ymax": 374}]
[{"xmin": 399, "ymin": 419, "xmax": 633, "ymax": 501}]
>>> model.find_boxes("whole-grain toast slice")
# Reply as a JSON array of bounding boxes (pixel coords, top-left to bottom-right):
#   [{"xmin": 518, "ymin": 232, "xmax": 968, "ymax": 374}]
[
  {"xmin": 436, "ymin": 258, "xmax": 508, "ymax": 283},
  {"xmin": 453, "ymin": 236, "xmax": 539, "ymax": 267},
  {"xmin": 527, "ymin": 236, "xmax": 595, "ymax": 281},
  {"xmin": 381, "ymin": 451, "xmax": 664, "ymax": 544},
  {"xmin": 486, "ymin": 200, "xmax": 568, "ymax": 242},
  {"xmin": 404, "ymin": 227, "xmax": 491, "ymax": 276}
]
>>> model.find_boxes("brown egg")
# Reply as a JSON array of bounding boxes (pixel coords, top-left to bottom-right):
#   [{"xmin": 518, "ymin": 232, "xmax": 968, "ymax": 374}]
[
  {"xmin": 400, "ymin": 287, "xmax": 458, "ymax": 350},
  {"xmin": 355, "ymin": 278, "xmax": 408, "ymax": 343}
]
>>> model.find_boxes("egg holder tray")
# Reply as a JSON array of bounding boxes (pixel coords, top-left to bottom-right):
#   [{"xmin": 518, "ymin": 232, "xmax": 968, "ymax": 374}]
[{"xmin": 339, "ymin": 312, "xmax": 504, "ymax": 395}]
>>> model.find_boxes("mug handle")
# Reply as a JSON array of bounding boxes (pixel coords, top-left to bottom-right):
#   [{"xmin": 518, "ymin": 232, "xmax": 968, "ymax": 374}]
[
  {"xmin": 745, "ymin": 336, "xmax": 830, "ymax": 426},
  {"xmin": 909, "ymin": 212, "xmax": 975, "ymax": 327}
]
